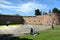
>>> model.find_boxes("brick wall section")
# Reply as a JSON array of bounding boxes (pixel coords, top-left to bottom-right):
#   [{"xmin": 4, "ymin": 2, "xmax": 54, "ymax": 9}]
[
  {"xmin": 23, "ymin": 13, "xmax": 59, "ymax": 25},
  {"xmin": 50, "ymin": 13, "xmax": 59, "ymax": 25},
  {"xmin": 23, "ymin": 16, "xmax": 44, "ymax": 25},
  {"xmin": 43, "ymin": 15, "xmax": 51, "ymax": 25}
]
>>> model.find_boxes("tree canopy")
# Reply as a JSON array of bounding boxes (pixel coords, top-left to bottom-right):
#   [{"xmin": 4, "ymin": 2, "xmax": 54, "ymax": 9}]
[
  {"xmin": 14, "ymin": 14, "xmax": 20, "ymax": 16},
  {"xmin": 52, "ymin": 7, "xmax": 60, "ymax": 13},
  {"xmin": 35, "ymin": 9, "xmax": 41, "ymax": 16}
]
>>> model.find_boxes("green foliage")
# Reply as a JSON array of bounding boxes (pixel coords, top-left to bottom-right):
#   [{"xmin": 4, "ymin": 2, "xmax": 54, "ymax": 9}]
[
  {"xmin": 52, "ymin": 7, "xmax": 58, "ymax": 13},
  {"xmin": 14, "ymin": 14, "xmax": 20, "ymax": 16},
  {"xmin": 58, "ymin": 10, "xmax": 60, "ymax": 13},
  {"xmin": 52, "ymin": 7, "xmax": 60, "ymax": 13},
  {"xmin": 35, "ymin": 9, "xmax": 41, "ymax": 16}
]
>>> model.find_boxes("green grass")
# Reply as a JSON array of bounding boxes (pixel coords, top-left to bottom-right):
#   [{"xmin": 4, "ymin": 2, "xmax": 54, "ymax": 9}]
[{"xmin": 19, "ymin": 25, "xmax": 60, "ymax": 40}]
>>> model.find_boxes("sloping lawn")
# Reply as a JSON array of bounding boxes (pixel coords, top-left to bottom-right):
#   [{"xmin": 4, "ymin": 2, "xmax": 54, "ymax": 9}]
[{"xmin": 18, "ymin": 25, "xmax": 60, "ymax": 40}]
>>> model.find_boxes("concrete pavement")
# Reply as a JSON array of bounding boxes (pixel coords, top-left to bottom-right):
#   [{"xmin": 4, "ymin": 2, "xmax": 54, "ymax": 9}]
[{"xmin": 0, "ymin": 25, "xmax": 51, "ymax": 36}]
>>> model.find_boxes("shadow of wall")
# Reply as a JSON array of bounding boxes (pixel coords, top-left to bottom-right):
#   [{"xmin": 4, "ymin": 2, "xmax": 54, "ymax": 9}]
[
  {"xmin": 0, "ymin": 34, "xmax": 32, "ymax": 40},
  {"xmin": 0, "ymin": 15, "xmax": 25, "ymax": 25}
]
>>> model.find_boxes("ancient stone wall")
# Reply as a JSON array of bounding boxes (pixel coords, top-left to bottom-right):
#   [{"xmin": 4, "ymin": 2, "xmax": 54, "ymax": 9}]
[
  {"xmin": 23, "ymin": 16, "xmax": 44, "ymax": 25},
  {"xmin": 23, "ymin": 13, "xmax": 59, "ymax": 25},
  {"xmin": 0, "ymin": 15, "xmax": 24, "ymax": 25},
  {"xmin": 0, "ymin": 13, "xmax": 60, "ymax": 25}
]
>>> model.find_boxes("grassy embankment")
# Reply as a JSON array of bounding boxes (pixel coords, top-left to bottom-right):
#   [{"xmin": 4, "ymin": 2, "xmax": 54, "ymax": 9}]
[{"xmin": 15, "ymin": 25, "xmax": 60, "ymax": 40}]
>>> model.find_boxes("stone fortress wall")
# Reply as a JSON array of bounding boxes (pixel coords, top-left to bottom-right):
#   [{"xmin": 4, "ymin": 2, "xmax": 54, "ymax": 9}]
[
  {"xmin": 0, "ymin": 13, "xmax": 60, "ymax": 25},
  {"xmin": 23, "ymin": 13, "xmax": 59, "ymax": 25}
]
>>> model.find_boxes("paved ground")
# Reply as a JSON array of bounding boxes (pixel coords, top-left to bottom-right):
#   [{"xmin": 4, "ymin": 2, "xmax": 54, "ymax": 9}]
[
  {"xmin": 0, "ymin": 25, "xmax": 52, "ymax": 40},
  {"xmin": 0, "ymin": 25, "xmax": 52, "ymax": 36}
]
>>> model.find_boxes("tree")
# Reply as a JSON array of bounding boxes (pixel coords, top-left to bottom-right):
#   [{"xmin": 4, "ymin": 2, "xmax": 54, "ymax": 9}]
[
  {"xmin": 58, "ymin": 10, "xmax": 60, "ymax": 13},
  {"xmin": 52, "ymin": 7, "xmax": 59, "ymax": 13},
  {"xmin": 35, "ymin": 9, "xmax": 41, "ymax": 16},
  {"xmin": 14, "ymin": 14, "xmax": 20, "ymax": 16}
]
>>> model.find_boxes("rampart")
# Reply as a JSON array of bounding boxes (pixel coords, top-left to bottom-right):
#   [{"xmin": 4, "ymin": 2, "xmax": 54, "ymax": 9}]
[
  {"xmin": 23, "ymin": 13, "xmax": 59, "ymax": 25},
  {"xmin": 0, "ymin": 13, "xmax": 60, "ymax": 25}
]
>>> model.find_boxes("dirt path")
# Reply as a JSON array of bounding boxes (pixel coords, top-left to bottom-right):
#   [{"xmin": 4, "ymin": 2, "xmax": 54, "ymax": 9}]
[{"xmin": 0, "ymin": 25, "xmax": 52, "ymax": 36}]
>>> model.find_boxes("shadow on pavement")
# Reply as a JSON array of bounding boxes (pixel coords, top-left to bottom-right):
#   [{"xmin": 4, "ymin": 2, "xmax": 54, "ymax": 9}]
[
  {"xmin": 0, "ymin": 34, "xmax": 32, "ymax": 40},
  {"xmin": 9, "ymin": 37, "xmax": 32, "ymax": 40}
]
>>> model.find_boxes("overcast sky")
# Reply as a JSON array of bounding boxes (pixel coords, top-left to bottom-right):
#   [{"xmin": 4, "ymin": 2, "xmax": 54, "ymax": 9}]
[{"xmin": 0, "ymin": 0, "xmax": 60, "ymax": 16}]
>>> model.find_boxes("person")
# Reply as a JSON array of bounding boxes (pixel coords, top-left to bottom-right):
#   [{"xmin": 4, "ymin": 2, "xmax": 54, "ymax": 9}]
[
  {"xmin": 50, "ymin": 20, "xmax": 54, "ymax": 29},
  {"xmin": 6, "ymin": 21, "xmax": 10, "ymax": 26},
  {"xmin": 52, "ymin": 24, "xmax": 54, "ymax": 29}
]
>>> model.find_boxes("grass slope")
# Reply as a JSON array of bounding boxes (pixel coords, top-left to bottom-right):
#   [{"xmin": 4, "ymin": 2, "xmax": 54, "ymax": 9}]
[{"xmin": 19, "ymin": 25, "xmax": 60, "ymax": 40}]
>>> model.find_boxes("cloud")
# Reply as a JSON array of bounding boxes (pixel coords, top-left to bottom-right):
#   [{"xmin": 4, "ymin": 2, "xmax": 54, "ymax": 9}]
[
  {"xmin": 0, "ymin": 3, "xmax": 16, "ymax": 8},
  {"xmin": 0, "ymin": 0, "xmax": 13, "ymax": 8},
  {"xmin": 0, "ymin": 0, "xmax": 48, "ymax": 15},
  {"xmin": 15, "ymin": 2, "xmax": 47, "ymax": 13},
  {"xmin": 0, "ymin": 0, "xmax": 12, "ymax": 5}
]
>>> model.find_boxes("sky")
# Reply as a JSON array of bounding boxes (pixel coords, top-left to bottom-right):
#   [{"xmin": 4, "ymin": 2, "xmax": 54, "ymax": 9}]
[{"xmin": 0, "ymin": 0, "xmax": 60, "ymax": 16}]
